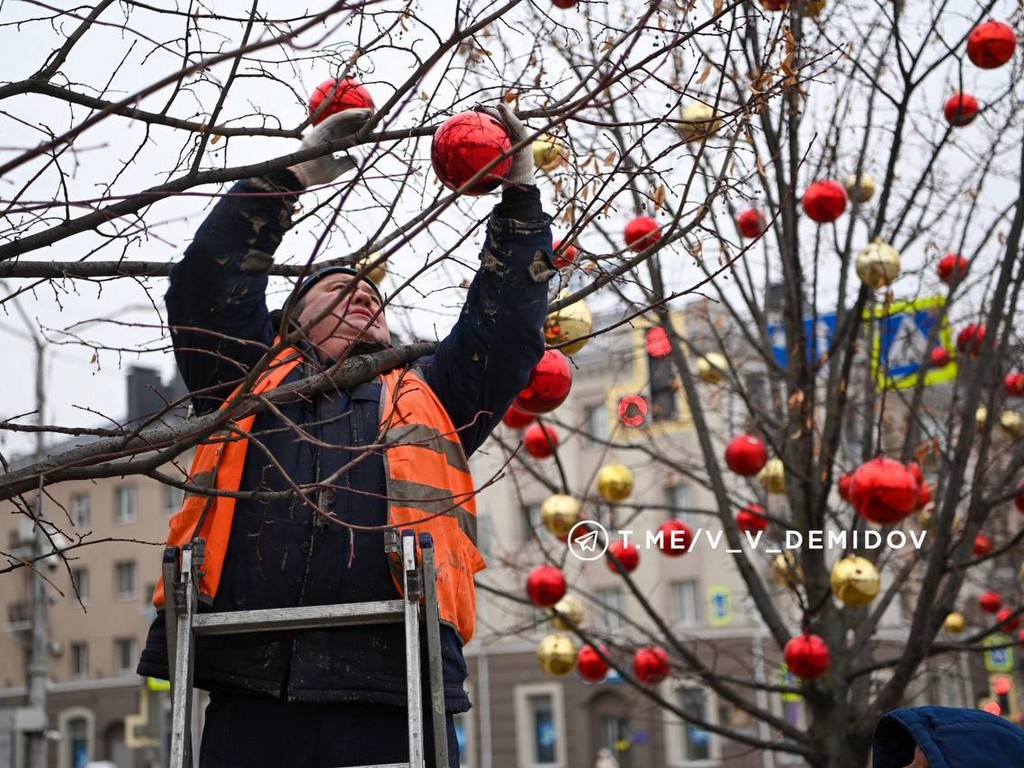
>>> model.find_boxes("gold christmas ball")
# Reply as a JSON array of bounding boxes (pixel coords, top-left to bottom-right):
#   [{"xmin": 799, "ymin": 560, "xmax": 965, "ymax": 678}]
[
  {"xmin": 758, "ymin": 457, "xmax": 786, "ymax": 494},
  {"xmin": 843, "ymin": 173, "xmax": 876, "ymax": 203},
  {"xmin": 533, "ymin": 134, "xmax": 571, "ymax": 172},
  {"xmin": 944, "ymin": 611, "xmax": 966, "ymax": 634},
  {"xmin": 538, "ymin": 633, "xmax": 577, "ymax": 676},
  {"xmin": 551, "ymin": 594, "xmax": 584, "ymax": 631},
  {"xmin": 771, "ymin": 552, "xmax": 803, "ymax": 587},
  {"xmin": 596, "ymin": 463, "xmax": 635, "ymax": 503},
  {"xmin": 855, "ymin": 239, "xmax": 901, "ymax": 290},
  {"xmin": 829, "ymin": 555, "xmax": 881, "ymax": 608},
  {"xmin": 976, "ymin": 406, "xmax": 988, "ymax": 432},
  {"xmin": 801, "ymin": 0, "xmax": 826, "ymax": 16},
  {"xmin": 1000, "ymin": 410, "xmax": 1023, "ymax": 439},
  {"xmin": 544, "ymin": 291, "xmax": 593, "ymax": 356},
  {"xmin": 541, "ymin": 494, "xmax": 582, "ymax": 538},
  {"xmin": 696, "ymin": 352, "xmax": 728, "ymax": 384},
  {"xmin": 679, "ymin": 102, "xmax": 723, "ymax": 143},
  {"xmin": 356, "ymin": 251, "xmax": 387, "ymax": 285}
]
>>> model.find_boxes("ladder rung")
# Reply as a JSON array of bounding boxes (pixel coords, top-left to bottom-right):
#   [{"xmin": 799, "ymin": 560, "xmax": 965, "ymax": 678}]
[{"xmin": 192, "ymin": 600, "xmax": 406, "ymax": 636}]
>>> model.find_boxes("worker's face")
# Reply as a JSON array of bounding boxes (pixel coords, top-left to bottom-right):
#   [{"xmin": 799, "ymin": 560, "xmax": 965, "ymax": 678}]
[
  {"xmin": 296, "ymin": 274, "xmax": 390, "ymax": 360},
  {"xmin": 902, "ymin": 746, "xmax": 929, "ymax": 768}
]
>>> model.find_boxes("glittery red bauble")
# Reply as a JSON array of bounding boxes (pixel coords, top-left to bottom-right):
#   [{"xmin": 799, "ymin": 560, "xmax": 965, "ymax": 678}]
[
  {"xmin": 606, "ymin": 540, "xmax": 640, "ymax": 574},
  {"xmin": 656, "ymin": 519, "xmax": 692, "ymax": 557},
  {"xmin": 838, "ymin": 471, "xmax": 854, "ymax": 501},
  {"xmin": 646, "ymin": 327, "xmax": 671, "ymax": 358},
  {"xmin": 632, "ymin": 646, "xmax": 670, "ymax": 685},
  {"xmin": 1005, "ymin": 373, "xmax": 1024, "ymax": 398},
  {"xmin": 577, "ymin": 645, "xmax": 610, "ymax": 682},
  {"xmin": 431, "ymin": 111, "xmax": 513, "ymax": 195},
  {"xmin": 967, "ymin": 20, "xmax": 1017, "ymax": 69},
  {"xmin": 849, "ymin": 457, "xmax": 919, "ymax": 525},
  {"xmin": 526, "ymin": 564, "xmax": 567, "ymax": 607},
  {"xmin": 617, "ymin": 395, "xmax": 649, "ymax": 427},
  {"xmin": 980, "ymin": 590, "xmax": 1003, "ymax": 614},
  {"xmin": 944, "ymin": 93, "xmax": 979, "ymax": 126},
  {"xmin": 802, "ymin": 180, "xmax": 847, "ymax": 223},
  {"xmin": 624, "ymin": 216, "xmax": 661, "ymax": 252},
  {"xmin": 552, "ymin": 239, "xmax": 580, "ymax": 269},
  {"xmin": 937, "ymin": 253, "xmax": 969, "ymax": 285},
  {"xmin": 308, "ymin": 77, "xmax": 375, "ymax": 126},
  {"xmin": 784, "ymin": 634, "xmax": 830, "ymax": 680},
  {"xmin": 736, "ymin": 504, "xmax": 769, "ymax": 533},
  {"xmin": 998, "ymin": 608, "xmax": 1021, "ymax": 633},
  {"xmin": 502, "ymin": 403, "xmax": 536, "ymax": 429},
  {"xmin": 516, "ymin": 349, "xmax": 573, "ymax": 414},
  {"xmin": 956, "ymin": 323, "xmax": 986, "ymax": 357},
  {"xmin": 930, "ymin": 347, "xmax": 951, "ymax": 368},
  {"xmin": 725, "ymin": 433, "xmax": 769, "ymax": 476},
  {"xmin": 523, "ymin": 423, "xmax": 560, "ymax": 458},
  {"xmin": 974, "ymin": 534, "xmax": 995, "ymax": 557},
  {"xmin": 737, "ymin": 208, "xmax": 767, "ymax": 238}
]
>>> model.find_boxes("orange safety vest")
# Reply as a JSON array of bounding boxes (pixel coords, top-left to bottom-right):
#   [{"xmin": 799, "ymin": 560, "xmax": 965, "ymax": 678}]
[{"xmin": 154, "ymin": 346, "xmax": 486, "ymax": 643}]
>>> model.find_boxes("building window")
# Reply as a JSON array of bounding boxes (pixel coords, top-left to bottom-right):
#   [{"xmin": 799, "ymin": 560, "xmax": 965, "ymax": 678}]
[
  {"xmin": 671, "ymin": 580, "xmax": 701, "ymax": 626},
  {"xmin": 163, "ymin": 484, "xmax": 184, "ymax": 515},
  {"xmin": 115, "ymin": 560, "xmax": 137, "ymax": 599},
  {"xmin": 648, "ymin": 353, "xmax": 679, "ymax": 423},
  {"xmin": 596, "ymin": 587, "xmax": 623, "ymax": 632},
  {"xmin": 584, "ymin": 402, "xmax": 610, "ymax": 444},
  {"xmin": 59, "ymin": 709, "xmax": 94, "ymax": 768},
  {"xmin": 599, "ymin": 715, "xmax": 632, "ymax": 768},
  {"xmin": 71, "ymin": 567, "xmax": 89, "ymax": 603},
  {"xmin": 666, "ymin": 483, "xmax": 692, "ymax": 523},
  {"xmin": 70, "ymin": 642, "xmax": 89, "ymax": 679},
  {"xmin": 514, "ymin": 683, "xmax": 566, "ymax": 767},
  {"xmin": 522, "ymin": 502, "xmax": 543, "ymax": 544},
  {"xmin": 70, "ymin": 493, "xmax": 90, "ymax": 527},
  {"xmin": 675, "ymin": 687, "xmax": 711, "ymax": 762},
  {"xmin": 114, "ymin": 484, "xmax": 137, "ymax": 525},
  {"xmin": 114, "ymin": 637, "xmax": 137, "ymax": 674}
]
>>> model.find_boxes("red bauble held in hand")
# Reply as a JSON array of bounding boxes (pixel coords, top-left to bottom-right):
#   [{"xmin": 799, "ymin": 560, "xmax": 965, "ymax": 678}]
[
  {"xmin": 431, "ymin": 112, "xmax": 513, "ymax": 195},
  {"xmin": 308, "ymin": 77, "xmax": 375, "ymax": 125},
  {"xmin": 516, "ymin": 349, "xmax": 573, "ymax": 414}
]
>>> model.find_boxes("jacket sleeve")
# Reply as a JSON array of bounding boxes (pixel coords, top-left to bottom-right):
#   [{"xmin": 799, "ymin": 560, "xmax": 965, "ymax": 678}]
[
  {"xmin": 418, "ymin": 185, "xmax": 555, "ymax": 456},
  {"xmin": 166, "ymin": 170, "xmax": 304, "ymax": 415}
]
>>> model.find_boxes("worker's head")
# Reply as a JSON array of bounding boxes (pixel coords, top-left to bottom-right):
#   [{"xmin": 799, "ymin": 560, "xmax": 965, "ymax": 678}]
[{"xmin": 292, "ymin": 266, "xmax": 390, "ymax": 360}]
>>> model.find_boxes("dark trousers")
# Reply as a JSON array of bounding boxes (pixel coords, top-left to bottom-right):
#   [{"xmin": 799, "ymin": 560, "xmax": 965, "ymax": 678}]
[{"xmin": 199, "ymin": 690, "xmax": 460, "ymax": 767}]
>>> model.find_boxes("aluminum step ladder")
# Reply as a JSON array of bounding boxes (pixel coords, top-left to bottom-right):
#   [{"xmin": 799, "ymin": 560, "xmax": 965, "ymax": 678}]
[{"xmin": 161, "ymin": 529, "xmax": 450, "ymax": 768}]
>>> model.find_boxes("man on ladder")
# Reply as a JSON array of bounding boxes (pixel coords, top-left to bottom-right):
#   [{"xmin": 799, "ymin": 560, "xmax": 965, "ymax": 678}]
[{"xmin": 136, "ymin": 100, "xmax": 553, "ymax": 768}]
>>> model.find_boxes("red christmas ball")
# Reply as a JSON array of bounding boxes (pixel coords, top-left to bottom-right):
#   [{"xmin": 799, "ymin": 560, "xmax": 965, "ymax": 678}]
[
  {"xmin": 760, "ymin": 0, "xmax": 788, "ymax": 9},
  {"xmin": 849, "ymin": 457, "xmax": 920, "ymax": 525},
  {"xmin": 1005, "ymin": 373, "xmax": 1024, "ymax": 398},
  {"xmin": 551, "ymin": 0, "xmax": 577, "ymax": 7},
  {"xmin": 725, "ymin": 433, "xmax": 769, "ymax": 476},
  {"xmin": 523, "ymin": 423, "xmax": 560, "ymax": 458},
  {"xmin": 980, "ymin": 590, "xmax": 1003, "ymax": 614},
  {"xmin": 944, "ymin": 93, "xmax": 979, "ymax": 127},
  {"xmin": 617, "ymin": 395, "xmax": 649, "ymax": 427},
  {"xmin": 656, "ymin": 519, "xmax": 693, "ymax": 556},
  {"xmin": 784, "ymin": 633, "xmax": 830, "ymax": 680},
  {"xmin": 502, "ymin": 403, "xmax": 536, "ymax": 429},
  {"xmin": 552, "ymin": 239, "xmax": 580, "ymax": 269},
  {"xmin": 632, "ymin": 646, "xmax": 670, "ymax": 685},
  {"xmin": 997, "ymin": 608, "xmax": 1021, "ymax": 633},
  {"xmin": 802, "ymin": 180, "xmax": 848, "ymax": 223},
  {"xmin": 624, "ymin": 216, "xmax": 661, "ymax": 252},
  {"xmin": 526, "ymin": 564, "xmax": 567, "ymax": 607},
  {"xmin": 308, "ymin": 77, "xmax": 375, "ymax": 126},
  {"xmin": 646, "ymin": 327, "xmax": 672, "ymax": 358},
  {"xmin": 916, "ymin": 482, "xmax": 933, "ymax": 510},
  {"xmin": 838, "ymin": 471, "xmax": 854, "ymax": 502},
  {"xmin": 736, "ymin": 503, "xmax": 769, "ymax": 533},
  {"xmin": 1015, "ymin": 481, "xmax": 1024, "ymax": 514},
  {"xmin": 930, "ymin": 347, "xmax": 951, "ymax": 368},
  {"xmin": 967, "ymin": 20, "xmax": 1017, "ymax": 69},
  {"xmin": 937, "ymin": 253, "xmax": 969, "ymax": 285},
  {"xmin": 577, "ymin": 645, "xmax": 610, "ymax": 682},
  {"xmin": 956, "ymin": 323, "xmax": 986, "ymax": 358},
  {"xmin": 516, "ymin": 349, "xmax": 573, "ymax": 414},
  {"xmin": 737, "ymin": 208, "xmax": 767, "ymax": 238},
  {"xmin": 431, "ymin": 111, "xmax": 513, "ymax": 195},
  {"xmin": 907, "ymin": 461, "xmax": 924, "ymax": 487},
  {"xmin": 607, "ymin": 540, "xmax": 640, "ymax": 574},
  {"xmin": 974, "ymin": 534, "xmax": 995, "ymax": 557}
]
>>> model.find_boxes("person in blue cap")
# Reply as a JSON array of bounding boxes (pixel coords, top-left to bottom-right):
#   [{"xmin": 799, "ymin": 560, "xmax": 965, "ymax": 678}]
[
  {"xmin": 872, "ymin": 706, "xmax": 1024, "ymax": 768},
  {"xmin": 138, "ymin": 101, "xmax": 554, "ymax": 767}
]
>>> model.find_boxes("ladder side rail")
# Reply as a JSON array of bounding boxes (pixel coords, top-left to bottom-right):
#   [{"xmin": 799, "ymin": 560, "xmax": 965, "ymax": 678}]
[
  {"xmin": 168, "ymin": 544, "xmax": 200, "ymax": 768},
  {"xmin": 419, "ymin": 534, "xmax": 450, "ymax": 768},
  {"xmin": 402, "ymin": 530, "xmax": 425, "ymax": 768},
  {"xmin": 162, "ymin": 546, "xmax": 181, "ymax": 690}
]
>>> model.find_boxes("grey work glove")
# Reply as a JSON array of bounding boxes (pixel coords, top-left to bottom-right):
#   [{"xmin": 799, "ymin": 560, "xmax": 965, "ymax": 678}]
[
  {"xmin": 289, "ymin": 108, "xmax": 373, "ymax": 188},
  {"xmin": 477, "ymin": 102, "xmax": 534, "ymax": 188}
]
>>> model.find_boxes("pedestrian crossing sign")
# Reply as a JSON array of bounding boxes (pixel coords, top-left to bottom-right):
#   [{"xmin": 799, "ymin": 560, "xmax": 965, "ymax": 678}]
[{"xmin": 869, "ymin": 296, "xmax": 957, "ymax": 390}]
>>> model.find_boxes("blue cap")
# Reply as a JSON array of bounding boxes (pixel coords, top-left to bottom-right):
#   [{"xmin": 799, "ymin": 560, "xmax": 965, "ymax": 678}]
[{"xmin": 294, "ymin": 265, "xmax": 383, "ymax": 304}]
